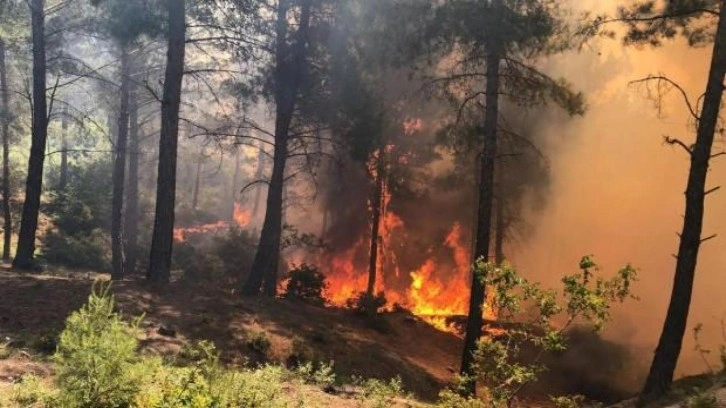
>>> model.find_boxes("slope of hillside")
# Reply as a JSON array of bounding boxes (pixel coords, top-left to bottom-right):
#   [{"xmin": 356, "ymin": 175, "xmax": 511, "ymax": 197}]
[{"xmin": 0, "ymin": 269, "xmax": 460, "ymax": 402}]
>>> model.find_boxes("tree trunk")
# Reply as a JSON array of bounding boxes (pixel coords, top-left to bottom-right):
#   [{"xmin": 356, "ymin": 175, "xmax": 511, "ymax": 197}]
[
  {"xmin": 494, "ymin": 166, "xmax": 505, "ymax": 266},
  {"xmin": 13, "ymin": 0, "xmax": 47, "ymax": 270},
  {"xmin": 639, "ymin": 2, "xmax": 726, "ymax": 404},
  {"xmin": 494, "ymin": 195, "xmax": 505, "ymax": 266},
  {"xmin": 125, "ymin": 80, "xmax": 139, "ymax": 275},
  {"xmin": 0, "ymin": 38, "xmax": 11, "ymax": 263},
  {"xmin": 242, "ymin": 0, "xmax": 312, "ymax": 296},
  {"xmin": 111, "ymin": 45, "xmax": 131, "ymax": 280},
  {"xmin": 365, "ymin": 147, "xmax": 386, "ymax": 314},
  {"xmin": 148, "ymin": 0, "xmax": 186, "ymax": 283},
  {"xmin": 191, "ymin": 148, "xmax": 202, "ymax": 211},
  {"xmin": 58, "ymin": 106, "xmax": 68, "ymax": 191},
  {"xmin": 252, "ymin": 140, "xmax": 265, "ymax": 218},
  {"xmin": 460, "ymin": 0, "xmax": 503, "ymax": 394},
  {"xmin": 230, "ymin": 148, "xmax": 240, "ymax": 221}
]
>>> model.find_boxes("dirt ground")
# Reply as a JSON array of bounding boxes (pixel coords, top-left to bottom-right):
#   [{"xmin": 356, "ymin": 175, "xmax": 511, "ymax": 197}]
[{"xmin": 0, "ymin": 268, "xmax": 460, "ymax": 402}]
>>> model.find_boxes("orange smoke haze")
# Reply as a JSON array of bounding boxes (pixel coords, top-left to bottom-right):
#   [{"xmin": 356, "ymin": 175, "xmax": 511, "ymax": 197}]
[
  {"xmin": 511, "ymin": 0, "xmax": 724, "ymax": 377},
  {"xmin": 279, "ymin": 0, "xmax": 723, "ymax": 379}
]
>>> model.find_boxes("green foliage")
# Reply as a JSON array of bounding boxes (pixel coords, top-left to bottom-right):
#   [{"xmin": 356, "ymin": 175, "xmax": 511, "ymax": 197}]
[
  {"xmin": 53, "ymin": 283, "xmax": 146, "ymax": 407},
  {"xmin": 436, "ymin": 389, "xmax": 488, "ymax": 408},
  {"xmin": 448, "ymin": 257, "xmax": 637, "ymax": 407},
  {"xmin": 353, "ymin": 376, "xmax": 409, "ymax": 408},
  {"xmin": 282, "ymin": 264, "xmax": 328, "ymax": 306},
  {"xmin": 12, "ymin": 375, "xmax": 59, "ymax": 407},
  {"xmin": 43, "ymin": 161, "xmax": 113, "ymax": 271},
  {"xmin": 688, "ymin": 392, "xmax": 719, "ymax": 408},
  {"xmin": 289, "ymin": 361, "xmax": 336, "ymax": 388},
  {"xmin": 616, "ymin": 0, "xmax": 721, "ymax": 47},
  {"xmin": 43, "ymin": 230, "xmax": 111, "ymax": 272},
  {"xmin": 550, "ymin": 395, "xmax": 586, "ymax": 408},
  {"xmin": 175, "ymin": 228, "xmax": 256, "ymax": 284}
]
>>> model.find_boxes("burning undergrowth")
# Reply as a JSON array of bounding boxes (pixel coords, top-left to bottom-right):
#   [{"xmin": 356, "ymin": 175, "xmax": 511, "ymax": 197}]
[{"xmin": 286, "ymin": 102, "xmax": 556, "ymax": 331}]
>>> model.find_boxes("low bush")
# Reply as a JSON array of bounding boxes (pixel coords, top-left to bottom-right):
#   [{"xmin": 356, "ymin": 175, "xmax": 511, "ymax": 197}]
[
  {"xmin": 282, "ymin": 264, "xmax": 327, "ymax": 306},
  {"xmin": 346, "ymin": 291, "xmax": 388, "ymax": 315}
]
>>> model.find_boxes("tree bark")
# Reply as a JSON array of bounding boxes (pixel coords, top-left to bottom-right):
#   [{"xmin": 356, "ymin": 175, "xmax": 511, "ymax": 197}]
[
  {"xmin": 13, "ymin": 0, "xmax": 47, "ymax": 270},
  {"xmin": 365, "ymin": 147, "xmax": 386, "ymax": 314},
  {"xmin": 148, "ymin": 0, "xmax": 186, "ymax": 283},
  {"xmin": 252, "ymin": 140, "xmax": 265, "ymax": 218},
  {"xmin": 242, "ymin": 0, "xmax": 312, "ymax": 296},
  {"xmin": 460, "ymin": 0, "xmax": 503, "ymax": 394},
  {"xmin": 111, "ymin": 45, "xmax": 131, "ymax": 280},
  {"xmin": 0, "ymin": 38, "xmax": 11, "ymax": 263},
  {"xmin": 58, "ymin": 106, "xmax": 68, "ymax": 191},
  {"xmin": 494, "ymin": 165, "xmax": 506, "ymax": 266},
  {"xmin": 125, "ymin": 79, "xmax": 139, "ymax": 275},
  {"xmin": 230, "ymin": 148, "xmax": 240, "ymax": 221},
  {"xmin": 191, "ymin": 147, "xmax": 202, "ymax": 211},
  {"xmin": 639, "ymin": 2, "xmax": 726, "ymax": 404},
  {"xmin": 494, "ymin": 192, "xmax": 505, "ymax": 266}
]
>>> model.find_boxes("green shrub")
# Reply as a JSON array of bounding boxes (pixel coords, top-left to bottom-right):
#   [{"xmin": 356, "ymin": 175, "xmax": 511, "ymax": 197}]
[
  {"xmin": 173, "ymin": 228, "xmax": 256, "ymax": 284},
  {"xmin": 282, "ymin": 264, "xmax": 327, "ymax": 306},
  {"xmin": 290, "ymin": 361, "xmax": 336, "ymax": 388},
  {"xmin": 446, "ymin": 256, "xmax": 637, "ymax": 407},
  {"xmin": 43, "ymin": 229, "xmax": 111, "ymax": 272},
  {"xmin": 353, "ymin": 376, "xmax": 409, "ymax": 408},
  {"xmin": 12, "ymin": 375, "xmax": 58, "ymax": 407},
  {"xmin": 42, "ymin": 161, "xmax": 113, "ymax": 272},
  {"xmin": 53, "ymin": 283, "xmax": 147, "ymax": 408}
]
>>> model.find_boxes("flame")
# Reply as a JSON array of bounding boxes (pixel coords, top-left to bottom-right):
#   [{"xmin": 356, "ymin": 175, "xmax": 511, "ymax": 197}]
[
  {"xmin": 173, "ymin": 221, "xmax": 228, "ymax": 243},
  {"xmin": 173, "ymin": 203, "xmax": 251, "ymax": 243},
  {"xmin": 233, "ymin": 202, "xmax": 251, "ymax": 227}
]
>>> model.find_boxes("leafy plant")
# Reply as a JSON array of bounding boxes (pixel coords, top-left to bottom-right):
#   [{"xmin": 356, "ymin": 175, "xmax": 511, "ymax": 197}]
[
  {"xmin": 353, "ymin": 376, "xmax": 409, "ymax": 408},
  {"xmin": 450, "ymin": 256, "xmax": 637, "ymax": 407},
  {"xmin": 282, "ymin": 264, "xmax": 328, "ymax": 306},
  {"xmin": 52, "ymin": 282, "xmax": 149, "ymax": 407}
]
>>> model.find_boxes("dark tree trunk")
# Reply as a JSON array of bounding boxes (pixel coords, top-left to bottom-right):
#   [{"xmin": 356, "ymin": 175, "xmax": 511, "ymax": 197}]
[
  {"xmin": 191, "ymin": 148, "xmax": 202, "ymax": 211},
  {"xmin": 59, "ymin": 106, "xmax": 68, "ymax": 191},
  {"xmin": 494, "ymin": 192, "xmax": 505, "ymax": 266},
  {"xmin": 13, "ymin": 0, "xmax": 47, "ymax": 270},
  {"xmin": 365, "ymin": 147, "xmax": 386, "ymax": 312},
  {"xmin": 230, "ymin": 148, "xmax": 240, "ymax": 221},
  {"xmin": 111, "ymin": 45, "xmax": 131, "ymax": 280},
  {"xmin": 125, "ymin": 80, "xmax": 140, "ymax": 275},
  {"xmin": 0, "ymin": 38, "xmax": 11, "ymax": 263},
  {"xmin": 148, "ymin": 0, "xmax": 186, "ymax": 283},
  {"xmin": 252, "ymin": 140, "xmax": 265, "ymax": 218},
  {"xmin": 639, "ymin": 2, "xmax": 726, "ymax": 404},
  {"xmin": 460, "ymin": 0, "xmax": 502, "ymax": 393},
  {"xmin": 494, "ymin": 165, "xmax": 506, "ymax": 266},
  {"xmin": 242, "ymin": 0, "xmax": 312, "ymax": 296}
]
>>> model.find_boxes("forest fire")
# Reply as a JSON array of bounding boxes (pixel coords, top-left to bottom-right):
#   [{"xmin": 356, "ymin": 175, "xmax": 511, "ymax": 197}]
[
  {"xmin": 320, "ymin": 218, "xmax": 478, "ymax": 334},
  {"xmin": 173, "ymin": 203, "xmax": 251, "ymax": 242}
]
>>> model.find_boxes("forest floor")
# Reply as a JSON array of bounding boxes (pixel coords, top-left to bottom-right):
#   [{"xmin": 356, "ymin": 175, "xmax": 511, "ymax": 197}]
[
  {"xmin": 0, "ymin": 268, "xmax": 720, "ymax": 407},
  {"xmin": 0, "ymin": 268, "xmax": 459, "ymax": 406}
]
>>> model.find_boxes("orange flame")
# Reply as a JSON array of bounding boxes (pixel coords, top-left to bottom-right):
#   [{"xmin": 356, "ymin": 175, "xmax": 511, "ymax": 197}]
[
  {"xmin": 173, "ymin": 203, "xmax": 251, "ymax": 243},
  {"xmin": 233, "ymin": 202, "xmax": 252, "ymax": 227}
]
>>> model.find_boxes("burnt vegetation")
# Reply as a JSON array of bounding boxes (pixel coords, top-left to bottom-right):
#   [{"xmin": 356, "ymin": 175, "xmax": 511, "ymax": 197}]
[{"xmin": 0, "ymin": 0, "xmax": 724, "ymax": 407}]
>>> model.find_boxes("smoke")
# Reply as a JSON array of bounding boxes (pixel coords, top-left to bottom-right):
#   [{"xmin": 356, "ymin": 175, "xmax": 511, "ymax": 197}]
[
  {"xmin": 513, "ymin": 0, "xmax": 724, "ymax": 379},
  {"xmin": 282, "ymin": 0, "xmax": 722, "ymax": 387}
]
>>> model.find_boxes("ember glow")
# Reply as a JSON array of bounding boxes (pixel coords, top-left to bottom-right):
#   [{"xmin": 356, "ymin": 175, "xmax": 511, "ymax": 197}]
[{"xmin": 173, "ymin": 202, "xmax": 251, "ymax": 242}]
